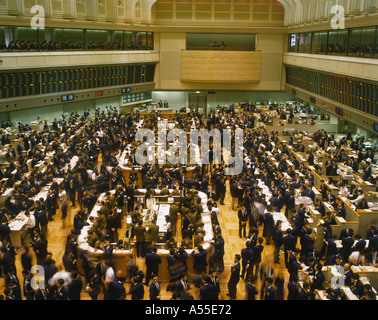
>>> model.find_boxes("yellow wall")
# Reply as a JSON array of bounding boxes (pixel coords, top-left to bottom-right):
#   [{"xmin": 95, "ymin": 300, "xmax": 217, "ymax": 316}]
[{"xmin": 155, "ymin": 32, "xmax": 284, "ymax": 91}]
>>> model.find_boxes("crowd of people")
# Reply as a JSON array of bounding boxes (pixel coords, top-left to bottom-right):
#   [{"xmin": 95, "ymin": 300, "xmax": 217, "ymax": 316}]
[{"xmin": 0, "ymin": 102, "xmax": 376, "ymax": 301}]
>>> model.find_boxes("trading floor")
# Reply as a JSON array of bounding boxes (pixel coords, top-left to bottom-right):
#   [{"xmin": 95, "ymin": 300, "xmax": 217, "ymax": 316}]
[{"xmin": 0, "ymin": 0, "xmax": 377, "ymax": 304}]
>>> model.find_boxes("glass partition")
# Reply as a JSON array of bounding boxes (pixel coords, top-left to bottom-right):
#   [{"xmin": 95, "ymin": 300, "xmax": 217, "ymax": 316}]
[
  {"xmin": 311, "ymin": 31, "xmax": 328, "ymax": 54},
  {"xmin": 0, "ymin": 26, "xmax": 154, "ymax": 52},
  {"xmin": 327, "ymin": 29, "xmax": 347, "ymax": 55},
  {"xmin": 8, "ymin": 26, "xmax": 38, "ymax": 51},
  {"xmin": 108, "ymin": 30, "xmax": 124, "ymax": 50},
  {"xmin": 0, "ymin": 26, "xmax": 5, "ymax": 50},
  {"xmin": 47, "ymin": 28, "xmax": 85, "ymax": 51},
  {"xmin": 290, "ymin": 25, "xmax": 378, "ymax": 58},
  {"xmin": 86, "ymin": 29, "xmax": 107, "ymax": 50},
  {"xmin": 360, "ymin": 27, "xmax": 375, "ymax": 58},
  {"xmin": 186, "ymin": 33, "xmax": 256, "ymax": 51},
  {"xmin": 298, "ymin": 33, "xmax": 311, "ymax": 53},
  {"xmin": 289, "ymin": 33, "xmax": 298, "ymax": 52}
]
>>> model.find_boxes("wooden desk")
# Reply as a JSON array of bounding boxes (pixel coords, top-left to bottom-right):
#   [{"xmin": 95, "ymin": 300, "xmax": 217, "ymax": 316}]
[{"xmin": 8, "ymin": 212, "xmax": 29, "ymax": 247}]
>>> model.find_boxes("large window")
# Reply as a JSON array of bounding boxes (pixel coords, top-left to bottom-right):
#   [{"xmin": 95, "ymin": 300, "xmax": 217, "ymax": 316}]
[
  {"xmin": 348, "ymin": 26, "xmax": 376, "ymax": 57},
  {"xmin": 0, "ymin": 26, "xmax": 154, "ymax": 52},
  {"xmin": 311, "ymin": 31, "xmax": 328, "ymax": 54},
  {"xmin": 289, "ymin": 25, "xmax": 378, "ymax": 58},
  {"xmin": 298, "ymin": 33, "xmax": 311, "ymax": 53},
  {"xmin": 327, "ymin": 29, "xmax": 347, "ymax": 55},
  {"xmin": 286, "ymin": 66, "xmax": 378, "ymax": 116},
  {"xmin": 186, "ymin": 33, "xmax": 256, "ymax": 51}
]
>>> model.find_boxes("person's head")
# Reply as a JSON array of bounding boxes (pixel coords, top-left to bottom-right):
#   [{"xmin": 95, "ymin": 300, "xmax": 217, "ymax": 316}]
[
  {"xmin": 22, "ymin": 269, "xmax": 30, "ymax": 278},
  {"xmin": 234, "ymin": 254, "xmax": 241, "ymax": 263},
  {"xmin": 352, "ymin": 273, "xmax": 360, "ymax": 281},
  {"xmin": 131, "ymin": 275, "xmax": 139, "ymax": 284},
  {"xmin": 181, "ymin": 273, "xmax": 188, "ymax": 281},
  {"xmin": 57, "ymin": 278, "xmax": 65, "ymax": 288},
  {"xmin": 152, "ymin": 274, "xmax": 159, "ymax": 283},
  {"xmin": 365, "ymin": 291, "xmax": 377, "ymax": 300},
  {"xmin": 265, "ymin": 277, "xmax": 273, "ymax": 286},
  {"xmin": 315, "ymin": 263, "xmax": 323, "ymax": 271}
]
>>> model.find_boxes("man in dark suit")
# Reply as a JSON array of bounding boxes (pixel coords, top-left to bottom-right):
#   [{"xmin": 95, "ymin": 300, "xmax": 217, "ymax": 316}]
[
  {"xmin": 298, "ymin": 281, "xmax": 313, "ymax": 300},
  {"xmin": 273, "ymin": 220, "xmax": 283, "ymax": 263},
  {"xmin": 238, "ymin": 205, "xmax": 249, "ymax": 239},
  {"xmin": 176, "ymin": 273, "xmax": 191, "ymax": 297},
  {"xmin": 67, "ymin": 271, "xmax": 82, "ymax": 300},
  {"xmin": 199, "ymin": 275, "xmax": 216, "ymax": 300},
  {"xmin": 283, "ymin": 228, "xmax": 297, "ymax": 268},
  {"xmin": 53, "ymin": 279, "xmax": 68, "ymax": 300},
  {"xmin": 341, "ymin": 231, "xmax": 355, "ymax": 261},
  {"xmin": 209, "ymin": 269, "xmax": 220, "ymax": 300},
  {"xmin": 125, "ymin": 181, "xmax": 135, "ymax": 213},
  {"xmin": 324, "ymin": 189, "xmax": 336, "ymax": 207},
  {"xmin": 147, "ymin": 219, "xmax": 159, "ymax": 245},
  {"xmin": 191, "ymin": 245, "xmax": 208, "ymax": 287},
  {"xmin": 368, "ymin": 229, "xmax": 378, "ymax": 253},
  {"xmin": 262, "ymin": 210, "xmax": 274, "ymax": 245},
  {"xmin": 134, "ymin": 220, "xmax": 146, "ymax": 258},
  {"xmin": 169, "ymin": 203, "xmax": 180, "ymax": 237},
  {"xmin": 240, "ymin": 240, "xmax": 254, "ymax": 280},
  {"xmin": 149, "ymin": 274, "xmax": 161, "ymax": 300},
  {"xmin": 130, "ymin": 275, "xmax": 144, "ymax": 300},
  {"xmin": 106, "ymin": 210, "xmax": 119, "ymax": 243},
  {"xmin": 263, "ymin": 277, "xmax": 275, "ymax": 300},
  {"xmin": 352, "ymin": 234, "xmax": 366, "ymax": 253},
  {"xmin": 287, "ymin": 248, "xmax": 302, "ymax": 282},
  {"xmin": 310, "ymin": 263, "xmax": 325, "ymax": 291},
  {"xmin": 226, "ymin": 254, "xmax": 241, "ymax": 300},
  {"xmin": 284, "ymin": 189, "xmax": 295, "ymax": 218},
  {"xmin": 46, "ymin": 189, "xmax": 56, "ymax": 221},
  {"xmin": 145, "ymin": 246, "xmax": 161, "ymax": 286},
  {"xmin": 363, "ymin": 161, "xmax": 372, "ymax": 181}
]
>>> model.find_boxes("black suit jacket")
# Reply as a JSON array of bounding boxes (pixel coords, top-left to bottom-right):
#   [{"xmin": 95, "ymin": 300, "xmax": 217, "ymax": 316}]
[
  {"xmin": 199, "ymin": 284, "xmax": 216, "ymax": 300},
  {"xmin": 145, "ymin": 252, "xmax": 162, "ymax": 273},
  {"xmin": 149, "ymin": 281, "xmax": 161, "ymax": 300}
]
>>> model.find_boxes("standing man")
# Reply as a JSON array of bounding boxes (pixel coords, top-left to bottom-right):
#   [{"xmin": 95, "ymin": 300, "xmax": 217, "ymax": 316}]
[
  {"xmin": 226, "ymin": 254, "xmax": 241, "ymax": 300},
  {"xmin": 149, "ymin": 274, "xmax": 161, "ymax": 300},
  {"xmin": 191, "ymin": 245, "xmax": 208, "ymax": 288},
  {"xmin": 145, "ymin": 246, "xmax": 161, "ymax": 286},
  {"xmin": 273, "ymin": 220, "xmax": 283, "ymax": 264},
  {"xmin": 263, "ymin": 210, "xmax": 275, "ymax": 245},
  {"xmin": 240, "ymin": 240, "xmax": 254, "ymax": 281},
  {"xmin": 134, "ymin": 220, "xmax": 146, "ymax": 258},
  {"xmin": 238, "ymin": 205, "xmax": 248, "ymax": 239},
  {"xmin": 283, "ymin": 228, "xmax": 297, "ymax": 268},
  {"xmin": 125, "ymin": 181, "xmax": 135, "ymax": 213}
]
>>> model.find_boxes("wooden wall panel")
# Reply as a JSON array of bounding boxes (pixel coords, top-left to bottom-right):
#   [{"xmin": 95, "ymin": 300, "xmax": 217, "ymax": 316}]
[{"xmin": 180, "ymin": 50, "xmax": 261, "ymax": 83}]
